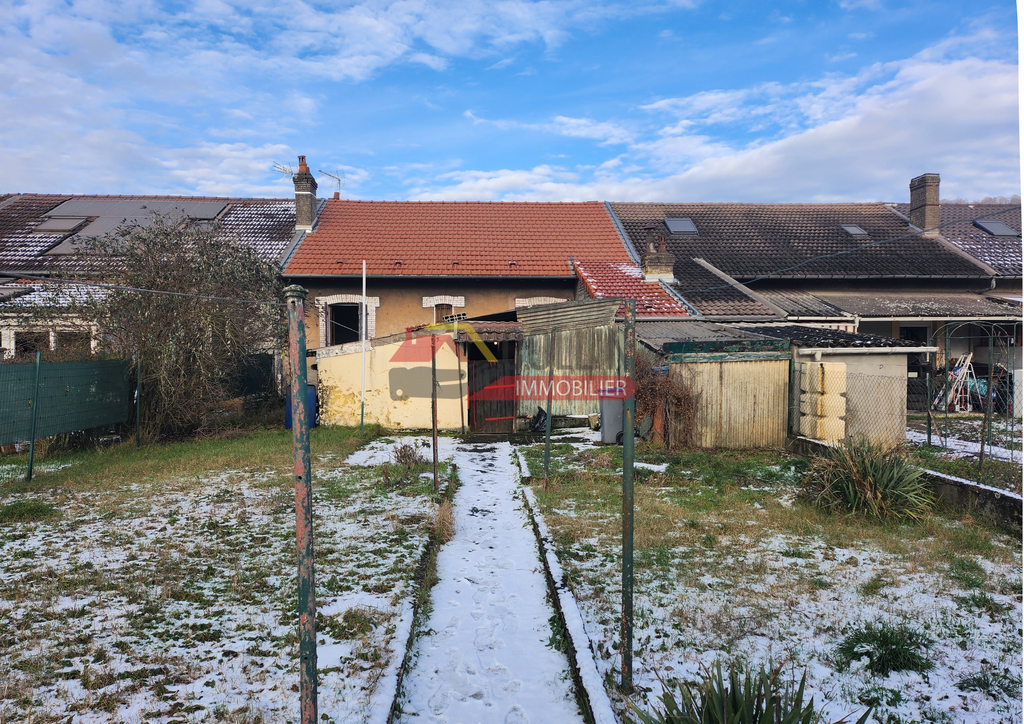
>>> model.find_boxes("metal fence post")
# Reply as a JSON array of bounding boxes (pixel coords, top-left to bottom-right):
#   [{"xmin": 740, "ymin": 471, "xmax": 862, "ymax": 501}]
[
  {"xmin": 544, "ymin": 329, "xmax": 555, "ymax": 486},
  {"xmin": 431, "ymin": 334, "xmax": 439, "ymax": 494},
  {"xmin": 135, "ymin": 355, "xmax": 142, "ymax": 447},
  {"xmin": 26, "ymin": 351, "xmax": 41, "ymax": 482},
  {"xmin": 980, "ymin": 331, "xmax": 993, "ymax": 474},
  {"xmin": 621, "ymin": 299, "xmax": 636, "ymax": 692},
  {"xmin": 284, "ymin": 285, "xmax": 317, "ymax": 724}
]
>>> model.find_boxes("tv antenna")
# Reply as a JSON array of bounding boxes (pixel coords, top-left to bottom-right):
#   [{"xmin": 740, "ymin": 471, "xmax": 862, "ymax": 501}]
[
  {"xmin": 272, "ymin": 161, "xmax": 297, "ymax": 175},
  {"xmin": 318, "ymin": 169, "xmax": 346, "ymax": 193}
]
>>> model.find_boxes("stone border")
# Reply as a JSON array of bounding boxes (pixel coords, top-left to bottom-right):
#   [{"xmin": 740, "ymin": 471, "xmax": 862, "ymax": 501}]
[{"xmin": 788, "ymin": 435, "xmax": 1022, "ymax": 536}]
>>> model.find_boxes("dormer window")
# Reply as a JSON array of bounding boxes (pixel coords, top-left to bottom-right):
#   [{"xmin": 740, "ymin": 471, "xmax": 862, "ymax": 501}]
[
  {"xmin": 973, "ymin": 219, "xmax": 1018, "ymax": 236},
  {"xmin": 841, "ymin": 224, "xmax": 869, "ymax": 236},
  {"xmin": 664, "ymin": 218, "xmax": 697, "ymax": 236}
]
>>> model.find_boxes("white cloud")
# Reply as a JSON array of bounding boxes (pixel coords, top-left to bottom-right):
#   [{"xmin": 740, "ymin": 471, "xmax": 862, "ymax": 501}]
[
  {"xmin": 485, "ymin": 57, "xmax": 516, "ymax": 70},
  {"xmin": 412, "ymin": 36, "xmax": 1020, "ymax": 202},
  {"xmin": 464, "ymin": 111, "xmax": 633, "ymax": 145}
]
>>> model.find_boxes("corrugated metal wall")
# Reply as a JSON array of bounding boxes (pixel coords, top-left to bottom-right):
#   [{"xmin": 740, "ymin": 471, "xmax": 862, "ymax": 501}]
[
  {"xmin": 519, "ymin": 324, "xmax": 623, "ymax": 417},
  {"xmin": 518, "ymin": 298, "xmax": 620, "ymax": 334},
  {"xmin": 669, "ymin": 359, "xmax": 789, "ymax": 449}
]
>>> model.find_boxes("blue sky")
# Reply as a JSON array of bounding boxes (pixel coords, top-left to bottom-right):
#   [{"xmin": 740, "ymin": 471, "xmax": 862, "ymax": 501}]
[{"xmin": 1, "ymin": 0, "xmax": 1019, "ymax": 202}]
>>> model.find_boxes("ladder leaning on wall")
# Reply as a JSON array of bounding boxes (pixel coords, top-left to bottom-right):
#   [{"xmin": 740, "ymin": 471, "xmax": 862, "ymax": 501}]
[{"xmin": 933, "ymin": 353, "xmax": 977, "ymax": 412}]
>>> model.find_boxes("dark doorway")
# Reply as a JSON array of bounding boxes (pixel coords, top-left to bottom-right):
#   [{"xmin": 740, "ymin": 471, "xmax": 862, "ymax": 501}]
[
  {"xmin": 467, "ymin": 339, "xmax": 516, "ymax": 433},
  {"xmin": 329, "ymin": 304, "xmax": 360, "ymax": 346}
]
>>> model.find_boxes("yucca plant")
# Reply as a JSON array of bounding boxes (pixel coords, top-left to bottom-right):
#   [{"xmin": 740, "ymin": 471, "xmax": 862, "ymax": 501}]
[
  {"xmin": 629, "ymin": 662, "xmax": 870, "ymax": 724},
  {"xmin": 802, "ymin": 438, "xmax": 933, "ymax": 519}
]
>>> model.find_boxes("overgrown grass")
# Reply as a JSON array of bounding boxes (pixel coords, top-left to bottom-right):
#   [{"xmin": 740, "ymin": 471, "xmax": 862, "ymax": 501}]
[
  {"xmin": 525, "ymin": 438, "xmax": 1021, "ymax": 724},
  {"xmin": 834, "ymin": 621, "xmax": 934, "ymax": 676},
  {"xmin": 0, "ymin": 425, "xmax": 449, "ymax": 723}
]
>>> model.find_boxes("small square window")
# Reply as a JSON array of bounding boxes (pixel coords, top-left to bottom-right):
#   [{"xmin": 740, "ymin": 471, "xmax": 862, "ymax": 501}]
[
  {"xmin": 841, "ymin": 224, "xmax": 869, "ymax": 236},
  {"xmin": 664, "ymin": 218, "xmax": 698, "ymax": 235}
]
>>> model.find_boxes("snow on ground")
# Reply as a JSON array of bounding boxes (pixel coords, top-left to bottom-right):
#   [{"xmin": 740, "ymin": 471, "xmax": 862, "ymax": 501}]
[
  {"xmin": 0, "ymin": 456, "xmax": 438, "ymax": 724},
  {"xmin": 396, "ymin": 441, "xmax": 584, "ymax": 724},
  {"xmin": 524, "ymin": 436, "xmax": 1024, "ymax": 724},
  {"xmin": 906, "ymin": 429, "xmax": 1021, "ymax": 463}
]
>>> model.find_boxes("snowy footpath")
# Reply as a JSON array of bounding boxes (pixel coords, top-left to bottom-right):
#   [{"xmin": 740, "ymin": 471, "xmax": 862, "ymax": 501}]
[{"xmin": 396, "ymin": 441, "xmax": 585, "ymax": 724}]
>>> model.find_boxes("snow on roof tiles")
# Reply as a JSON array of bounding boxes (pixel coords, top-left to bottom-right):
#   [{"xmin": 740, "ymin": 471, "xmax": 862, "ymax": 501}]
[{"xmin": 573, "ymin": 260, "xmax": 691, "ymax": 318}]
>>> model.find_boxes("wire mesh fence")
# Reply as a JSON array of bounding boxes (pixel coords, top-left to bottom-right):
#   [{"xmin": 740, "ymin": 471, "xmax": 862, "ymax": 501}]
[
  {"xmin": 0, "ymin": 357, "xmax": 133, "ymax": 480},
  {"xmin": 794, "ymin": 361, "xmax": 1021, "ymax": 466}
]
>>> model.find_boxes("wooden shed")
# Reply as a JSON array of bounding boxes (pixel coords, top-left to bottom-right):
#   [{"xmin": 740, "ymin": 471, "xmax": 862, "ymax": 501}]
[{"xmin": 637, "ymin": 322, "xmax": 791, "ymax": 449}]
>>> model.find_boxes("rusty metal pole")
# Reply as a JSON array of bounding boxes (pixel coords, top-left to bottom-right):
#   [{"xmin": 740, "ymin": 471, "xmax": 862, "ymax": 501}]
[
  {"xmin": 621, "ymin": 299, "xmax": 636, "ymax": 693},
  {"xmin": 543, "ymin": 329, "xmax": 555, "ymax": 486},
  {"xmin": 284, "ymin": 285, "xmax": 317, "ymax": 724},
  {"xmin": 431, "ymin": 334, "xmax": 439, "ymax": 493},
  {"xmin": 455, "ymin": 321, "xmax": 466, "ymax": 435}
]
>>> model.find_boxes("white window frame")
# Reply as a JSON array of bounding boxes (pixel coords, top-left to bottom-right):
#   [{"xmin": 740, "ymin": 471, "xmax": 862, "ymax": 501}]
[{"xmin": 316, "ymin": 294, "xmax": 380, "ymax": 347}]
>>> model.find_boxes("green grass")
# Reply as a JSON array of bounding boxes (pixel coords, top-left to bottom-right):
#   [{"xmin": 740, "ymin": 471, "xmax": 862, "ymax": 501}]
[
  {"xmin": 909, "ymin": 446, "xmax": 1022, "ymax": 495},
  {"xmin": 834, "ymin": 621, "xmax": 934, "ymax": 676},
  {"xmin": 946, "ymin": 556, "xmax": 988, "ymax": 590},
  {"xmin": 0, "ymin": 499, "xmax": 59, "ymax": 523},
  {"xmin": 0, "ymin": 424, "xmax": 382, "ymax": 493}
]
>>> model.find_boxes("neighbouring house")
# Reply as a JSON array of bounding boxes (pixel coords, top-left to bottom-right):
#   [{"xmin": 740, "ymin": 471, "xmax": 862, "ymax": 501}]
[
  {"xmin": 0, "ymin": 190, "xmax": 300, "ymax": 359},
  {"xmin": 607, "ymin": 174, "xmax": 1021, "ymax": 373}
]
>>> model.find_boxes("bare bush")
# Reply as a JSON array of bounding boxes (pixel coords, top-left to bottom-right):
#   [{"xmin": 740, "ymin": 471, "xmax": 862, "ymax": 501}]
[
  {"xmin": 634, "ymin": 350, "xmax": 697, "ymax": 450},
  {"xmin": 52, "ymin": 215, "xmax": 284, "ymax": 439}
]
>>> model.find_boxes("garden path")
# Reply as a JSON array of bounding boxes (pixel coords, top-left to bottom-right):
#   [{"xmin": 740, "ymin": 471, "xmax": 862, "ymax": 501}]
[{"xmin": 396, "ymin": 441, "xmax": 585, "ymax": 724}]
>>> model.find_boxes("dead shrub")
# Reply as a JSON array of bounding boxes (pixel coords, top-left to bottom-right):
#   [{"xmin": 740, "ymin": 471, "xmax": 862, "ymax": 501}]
[
  {"xmin": 432, "ymin": 500, "xmax": 456, "ymax": 543},
  {"xmin": 635, "ymin": 350, "xmax": 698, "ymax": 450}
]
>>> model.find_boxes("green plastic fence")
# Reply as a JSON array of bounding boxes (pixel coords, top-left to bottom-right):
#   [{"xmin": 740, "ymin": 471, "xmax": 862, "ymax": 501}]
[{"xmin": 0, "ymin": 359, "xmax": 132, "ymax": 445}]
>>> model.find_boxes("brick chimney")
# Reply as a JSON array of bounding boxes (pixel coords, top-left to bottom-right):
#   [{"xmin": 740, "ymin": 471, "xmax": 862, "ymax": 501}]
[
  {"xmin": 642, "ymin": 233, "xmax": 675, "ymax": 281},
  {"xmin": 909, "ymin": 173, "xmax": 940, "ymax": 236},
  {"xmin": 293, "ymin": 155, "xmax": 318, "ymax": 232}
]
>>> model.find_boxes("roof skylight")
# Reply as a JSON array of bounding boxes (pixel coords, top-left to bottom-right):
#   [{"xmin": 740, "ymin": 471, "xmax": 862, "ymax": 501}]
[
  {"xmin": 841, "ymin": 224, "xmax": 869, "ymax": 236},
  {"xmin": 664, "ymin": 218, "xmax": 697, "ymax": 235},
  {"xmin": 973, "ymin": 219, "xmax": 1018, "ymax": 237}
]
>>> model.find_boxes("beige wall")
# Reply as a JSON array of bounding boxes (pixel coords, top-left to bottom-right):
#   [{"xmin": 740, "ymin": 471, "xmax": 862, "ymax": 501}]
[
  {"xmin": 316, "ymin": 334, "xmax": 468, "ymax": 430},
  {"xmin": 296, "ymin": 277, "xmax": 576, "ymax": 347},
  {"xmin": 794, "ymin": 353, "xmax": 908, "ymax": 446}
]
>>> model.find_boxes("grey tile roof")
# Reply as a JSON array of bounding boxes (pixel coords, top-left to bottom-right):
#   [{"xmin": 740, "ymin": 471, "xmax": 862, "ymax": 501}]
[
  {"xmin": 637, "ymin": 321, "xmax": 775, "ymax": 350},
  {"xmin": 609, "ymin": 202, "xmax": 991, "ymax": 280},
  {"xmin": 670, "ymin": 257, "xmax": 778, "ymax": 318},
  {"xmin": 754, "ymin": 288, "xmax": 852, "ymax": 318},
  {"xmin": 0, "ymin": 278, "xmax": 106, "ymax": 307},
  {"xmin": 804, "ymin": 290, "xmax": 1020, "ymax": 318},
  {"xmin": 0, "ymin": 194, "xmax": 296, "ymax": 275},
  {"xmin": 891, "ymin": 203, "xmax": 1021, "ymax": 277},
  {"xmin": 741, "ymin": 324, "xmax": 925, "ymax": 348}
]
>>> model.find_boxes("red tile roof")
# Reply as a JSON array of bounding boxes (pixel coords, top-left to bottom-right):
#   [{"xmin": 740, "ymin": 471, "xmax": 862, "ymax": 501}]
[
  {"xmin": 573, "ymin": 260, "xmax": 692, "ymax": 318},
  {"xmin": 284, "ymin": 200, "xmax": 631, "ymax": 277}
]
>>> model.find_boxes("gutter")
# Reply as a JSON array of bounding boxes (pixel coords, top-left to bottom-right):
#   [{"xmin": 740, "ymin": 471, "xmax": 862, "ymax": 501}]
[
  {"xmin": 285, "ymin": 274, "xmax": 578, "ymax": 280},
  {"xmin": 796, "ymin": 346, "xmax": 938, "ymax": 356}
]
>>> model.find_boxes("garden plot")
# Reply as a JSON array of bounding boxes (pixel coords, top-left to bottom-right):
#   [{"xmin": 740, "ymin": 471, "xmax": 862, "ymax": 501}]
[
  {"xmin": 522, "ymin": 441, "xmax": 1023, "ymax": 724},
  {"xmin": 0, "ymin": 436, "xmax": 445, "ymax": 724}
]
